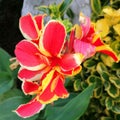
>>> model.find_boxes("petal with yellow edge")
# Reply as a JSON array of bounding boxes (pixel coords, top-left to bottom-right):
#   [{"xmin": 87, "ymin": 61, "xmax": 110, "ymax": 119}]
[
  {"xmin": 18, "ymin": 67, "xmax": 43, "ymax": 81},
  {"xmin": 19, "ymin": 14, "xmax": 39, "ymax": 40},
  {"xmin": 15, "ymin": 98, "xmax": 45, "ymax": 118},
  {"xmin": 39, "ymin": 71, "xmax": 68, "ymax": 104},
  {"xmin": 96, "ymin": 45, "xmax": 119, "ymax": 62},
  {"xmin": 59, "ymin": 53, "xmax": 83, "ymax": 74},
  {"xmin": 34, "ymin": 14, "xmax": 45, "ymax": 31},
  {"xmin": 22, "ymin": 80, "xmax": 39, "ymax": 95},
  {"xmin": 39, "ymin": 20, "xmax": 66, "ymax": 57},
  {"xmin": 60, "ymin": 66, "xmax": 82, "ymax": 76},
  {"xmin": 15, "ymin": 40, "xmax": 48, "ymax": 71},
  {"xmin": 92, "ymin": 37, "xmax": 104, "ymax": 46},
  {"xmin": 54, "ymin": 76, "xmax": 69, "ymax": 98}
]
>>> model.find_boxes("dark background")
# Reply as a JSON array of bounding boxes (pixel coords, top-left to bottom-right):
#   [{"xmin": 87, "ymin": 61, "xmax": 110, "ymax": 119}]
[{"xmin": 0, "ymin": 0, "xmax": 23, "ymax": 56}]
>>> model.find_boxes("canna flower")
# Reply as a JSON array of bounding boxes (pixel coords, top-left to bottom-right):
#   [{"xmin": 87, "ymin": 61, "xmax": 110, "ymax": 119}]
[
  {"xmin": 14, "ymin": 15, "xmax": 83, "ymax": 118},
  {"xmin": 68, "ymin": 13, "xmax": 118, "ymax": 62}
]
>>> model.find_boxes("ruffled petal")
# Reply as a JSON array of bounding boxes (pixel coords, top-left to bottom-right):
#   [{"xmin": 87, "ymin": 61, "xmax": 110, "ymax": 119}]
[
  {"xmin": 96, "ymin": 45, "xmax": 119, "ymax": 62},
  {"xmin": 15, "ymin": 40, "xmax": 48, "ymax": 70},
  {"xmin": 15, "ymin": 98, "xmax": 45, "ymax": 118},
  {"xmin": 39, "ymin": 71, "xmax": 58, "ymax": 104},
  {"xmin": 39, "ymin": 71, "xmax": 68, "ymax": 104},
  {"xmin": 60, "ymin": 66, "xmax": 82, "ymax": 76},
  {"xmin": 18, "ymin": 67, "xmax": 43, "ymax": 81},
  {"xmin": 19, "ymin": 14, "xmax": 39, "ymax": 40},
  {"xmin": 74, "ymin": 39, "xmax": 96, "ymax": 59},
  {"xmin": 22, "ymin": 80, "xmax": 39, "ymax": 95},
  {"xmin": 39, "ymin": 20, "xmax": 66, "ymax": 57},
  {"xmin": 59, "ymin": 53, "xmax": 83, "ymax": 73}
]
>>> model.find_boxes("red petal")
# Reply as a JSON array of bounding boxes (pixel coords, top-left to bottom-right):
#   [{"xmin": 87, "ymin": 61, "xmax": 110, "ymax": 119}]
[
  {"xmin": 60, "ymin": 66, "xmax": 82, "ymax": 76},
  {"xmin": 59, "ymin": 53, "xmax": 83, "ymax": 72},
  {"xmin": 96, "ymin": 45, "xmax": 119, "ymax": 62},
  {"xmin": 92, "ymin": 37, "xmax": 104, "ymax": 46},
  {"xmin": 22, "ymin": 80, "xmax": 39, "ymax": 95},
  {"xmin": 34, "ymin": 14, "xmax": 44, "ymax": 30},
  {"xmin": 39, "ymin": 20, "xmax": 66, "ymax": 57},
  {"xmin": 67, "ymin": 29, "xmax": 75, "ymax": 52},
  {"xmin": 15, "ymin": 98, "xmax": 45, "ymax": 118},
  {"xmin": 15, "ymin": 40, "xmax": 48, "ymax": 70},
  {"xmin": 18, "ymin": 67, "xmax": 43, "ymax": 81},
  {"xmin": 39, "ymin": 71, "xmax": 68, "ymax": 103},
  {"xmin": 74, "ymin": 40, "xmax": 96, "ymax": 59},
  {"xmin": 54, "ymin": 77, "xmax": 69, "ymax": 98},
  {"xmin": 19, "ymin": 14, "xmax": 39, "ymax": 40}
]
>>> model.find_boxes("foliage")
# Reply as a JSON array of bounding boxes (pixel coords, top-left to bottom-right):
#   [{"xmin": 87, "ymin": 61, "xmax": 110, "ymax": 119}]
[{"xmin": 73, "ymin": 0, "xmax": 120, "ymax": 119}]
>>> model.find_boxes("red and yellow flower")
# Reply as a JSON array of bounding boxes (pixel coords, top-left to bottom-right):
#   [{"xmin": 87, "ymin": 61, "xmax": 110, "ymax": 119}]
[
  {"xmin": 68, "ymin": 13, "xmax": 118, "ymax": 62},
  {"xmin": 14, "ymin": 14, "xmax": 83, "ymax": 118}
]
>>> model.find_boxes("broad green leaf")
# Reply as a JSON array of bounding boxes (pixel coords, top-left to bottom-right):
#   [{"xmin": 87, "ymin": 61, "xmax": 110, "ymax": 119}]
[
  {"xmin": 45, "ymin": 84, "xmax": 95, "ymax": 120},
  {"xmin": 0, "ymin": 88, "xmax": 24, "ymax": 102},
  {"xmin": 59, "ymin": 0, "xmax": 73, "ymax": 16},
  {"xmin": 0, "ymin": 96, "xmax": 38, "ymax": 120},
  {"xmin": 0, "ymin": 72, "xmax": 14, "ymax": 95},
  {"xmin": 0, "ymin": 48, "xmax": 12, "ymax": 74},
  {"xmin": 91, "ymin": 0, "xmax": 102, "ymax": 15}
]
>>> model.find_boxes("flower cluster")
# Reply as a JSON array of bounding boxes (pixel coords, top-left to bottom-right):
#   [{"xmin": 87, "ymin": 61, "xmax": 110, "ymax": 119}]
[{"xmin": 14, "ymin": 13, "xmax": 118, "ymax": 118}]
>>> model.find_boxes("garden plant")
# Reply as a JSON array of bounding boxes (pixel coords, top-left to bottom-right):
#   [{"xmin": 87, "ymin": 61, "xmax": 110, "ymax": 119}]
[{"xmin": 0, "ymin": 0, "xmax": 120, "ymax": 120}]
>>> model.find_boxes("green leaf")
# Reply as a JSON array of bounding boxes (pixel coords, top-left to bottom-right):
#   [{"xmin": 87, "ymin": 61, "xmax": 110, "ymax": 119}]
[
  {"xmin": 100, "ymin": 116, "xmax": 113, "ymax": 120},
  {"xmin": 111, "ymin": 103, "xmax": 120, "ymax": 114},
  {"xmin": 83, "ymin": 58, "xmax": 96, "ymax": 69},
  {"xmin": 105, "ymin": 97, "xmax": 114, "ymax": 110},
  {"xmin": 0, "ymin": 88, "xmax": 24, "ymax": 102},
  {"xmin": 66, "ymin": 8, "xmax": 74, "ymax": 19},
  {"xmin": 109, "ymin": 76, "xmax": 120, "ymax": 88},
  {"xmin": 100, "ymin": 71, "xmax": 110, "ymax": 82},
  {"xmin": 0, "ymin": 96, "xmax": 38, "ymax": 120},
  {"xmin": 0, "ymin": 72, "xmax": 14, "ymax": 95},
  {"xmin": 45, "ymin": 84, "xmax": 95, "ymax": 120},
  {"xmin": 59, "ymin": 0, "xmax": 73, "ymax": 16},
  {"xmin": 36, "ymin": 5, "xmax": 51, "ymax": 15},
  {"xmin": 105, "ymin": 83, "xmax": 119, "ymax": 98},
  {"xmin": 74, "ymin": 79, "xmax": 81, "ymax": 91},
  {"xmin": 91, "ymin": 0, "xmax": 102, "ymax": 15},
  {"xmin": 96, "ymin": 62, "xmax": 108, "ymax": 74},
  {"xmin": 94, "ymin": 87, "xmax": 103, "ymax": 98},
  {"xmin": 0, "ymin": 48, "xmax": 12, "ymax": 74}
]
